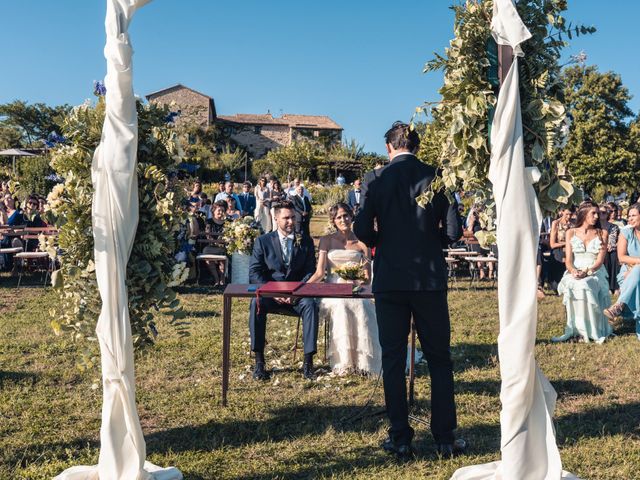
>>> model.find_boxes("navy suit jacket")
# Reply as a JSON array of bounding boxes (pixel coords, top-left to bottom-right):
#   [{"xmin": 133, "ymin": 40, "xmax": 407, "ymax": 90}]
[
  {"xmin": 249, "ymin": 231, "xmax": 316, "ymax": 284},
  {"xmin": 354, "ymin": 153, "xmax": 462, "ymax": 292},
  {"xmin": 347, "ymin": 189, "xmax": 362, "ymax": 211},
  {"xmin": 238, "ymin": 192, "xmax": 257, "ymax": 216}
]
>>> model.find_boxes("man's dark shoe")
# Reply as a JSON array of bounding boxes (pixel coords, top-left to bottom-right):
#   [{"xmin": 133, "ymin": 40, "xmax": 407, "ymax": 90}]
[
  {"xmin": 436, "ymin": 438, "xmax": 467, "ymax": 458},
  {"xmin": 252, "ymin": 362, "xmax": 270, "ymax": 381},
  {"xmin": 381, "ymin": 436, "xmax": 415, "ymax": 462},
  {"xmin": 302, "ymin": 361, "xmax": 316, "ymax": 380}
]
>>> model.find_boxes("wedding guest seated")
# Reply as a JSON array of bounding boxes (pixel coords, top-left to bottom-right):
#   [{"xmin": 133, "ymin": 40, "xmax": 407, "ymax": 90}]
[
  {"xmin": 187, "ymin": 180, "xmax": 203, "ymax": 203},
  {"xmin": 24, "ymin": 196, "xmax": 46, "ymax": 251},
  {"xmin": 604, "ymin": 203, "xmax": 640, "ymax": 339},
  {"xmin": 552, "ymin": 201, "xmax": 612, "ymax": 343},
  {"xmin": 202, "ymin": 201, "xmax": 228, "ymax": 287},
  {"xmin": 1, "ymin": 193, "xmax": 25, "ymax": 271},
  {"xmin": 0, "ymin": 199, "xmax": 7, "ymax": 225},
  {"xmin": 3, "ymin": 193, "xmax": 24, "ymax": 227},
  {"xmin": 466, "ymin": 203, "xmax": 494, "ymax": 280},
  {"xmin": 308, "ymin": 202, "xmax": 381, "ymax": 376},
  {"xmin": 549, "ymin": 207, "xmax": 573, "ymax": 290},
  {"xmin": 248, "ymin": 201, "xmax": 318, "ymax": 380},
  {"xmin": 225, "ymin": 197, "xmax": 242, "ymax": 220},
  {"xmin": 600, "ymin": 205, "xmax": 620, "ymax": 294}
]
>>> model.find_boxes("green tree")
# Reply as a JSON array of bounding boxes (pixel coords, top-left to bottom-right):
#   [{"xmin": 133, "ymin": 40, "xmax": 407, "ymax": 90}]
[
  {"xmin": 559, "ymin": 65, "xmax": 638, "ymax": 193},
  {"xmin": 253, "ymin": 140, "xmax": 326, "ymax": 181},
  {"xmin": 0, "ymin": 100, "xmax": 70, "ymax": 146}
]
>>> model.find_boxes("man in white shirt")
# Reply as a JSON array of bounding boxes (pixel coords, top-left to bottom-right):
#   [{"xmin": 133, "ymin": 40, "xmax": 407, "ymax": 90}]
[{"xmin": 214, "ymin": 181, "xmax": 241, "ymax": 208}]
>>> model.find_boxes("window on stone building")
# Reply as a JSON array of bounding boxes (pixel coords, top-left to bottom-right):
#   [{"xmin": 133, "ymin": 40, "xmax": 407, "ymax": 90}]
[{"xmin": 254, "ymin": 126, "xmax": 262, "ymax": 134}]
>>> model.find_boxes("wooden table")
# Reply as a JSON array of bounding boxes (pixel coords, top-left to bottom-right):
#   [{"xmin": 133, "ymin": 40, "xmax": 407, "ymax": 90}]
[{"xmin": 221, "ymin": 283, "xmax": 374, "ymax": 406}]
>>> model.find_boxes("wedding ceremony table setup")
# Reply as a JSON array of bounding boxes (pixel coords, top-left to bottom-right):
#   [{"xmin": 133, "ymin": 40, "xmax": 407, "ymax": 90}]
[{"xmin": 220, "ymin": 282, "xmax": 375, "ymax": 406}]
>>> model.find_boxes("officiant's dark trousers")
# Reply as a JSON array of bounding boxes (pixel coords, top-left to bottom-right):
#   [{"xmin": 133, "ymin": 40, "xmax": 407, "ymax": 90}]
[
  {"xmin": 375, "ymin": 290, "xmax": 457, "ymax": 445},
  {"xmin": 249, "ymin": 297, "xmax": 319, "ymax": 355}
]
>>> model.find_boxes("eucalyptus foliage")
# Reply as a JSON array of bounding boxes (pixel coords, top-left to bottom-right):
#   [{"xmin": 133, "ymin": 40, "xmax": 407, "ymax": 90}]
[
  {"xmin": 47, "ymin": 97, "xmax": 189, "ymax": 369},
  {"xmin": 417, "ymin": 0, "xmax": 593, "ymax": 237}
]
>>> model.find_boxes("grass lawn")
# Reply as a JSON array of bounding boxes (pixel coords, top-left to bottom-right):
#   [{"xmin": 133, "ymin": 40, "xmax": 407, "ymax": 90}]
[{"xmin": 2, "ymin": 220, "xmax": 640, "ymax": 479}]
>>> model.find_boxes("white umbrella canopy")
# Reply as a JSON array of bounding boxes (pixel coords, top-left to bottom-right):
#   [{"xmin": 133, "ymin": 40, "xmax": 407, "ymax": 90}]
[
  {"xmin": 450, "ymin": 1, "xmax": 579, "ymax": 479},
  {"xmin": 0, "ymin": 148, "xmax": 37, "ymax": 175},
  {"xmin": 55, "ymin": 0, "xmax": 181, "ymax": 479}
]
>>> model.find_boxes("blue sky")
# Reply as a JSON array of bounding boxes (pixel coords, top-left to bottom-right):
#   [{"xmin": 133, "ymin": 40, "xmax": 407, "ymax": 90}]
[{"xmin": 0, "ymin": 1, "xmax": 638, "ymax": 154}]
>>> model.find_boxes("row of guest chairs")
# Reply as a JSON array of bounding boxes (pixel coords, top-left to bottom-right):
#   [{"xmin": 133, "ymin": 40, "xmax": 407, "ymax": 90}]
[{"xmin": 0, "ymin": 225, "xmax": 59, "ymax": 287}]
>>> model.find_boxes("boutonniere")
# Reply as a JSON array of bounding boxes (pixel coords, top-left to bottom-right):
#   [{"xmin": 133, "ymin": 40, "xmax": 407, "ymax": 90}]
[{"xmin": 294, "ymin": 234, "xmax": 303, "ymax": 248}]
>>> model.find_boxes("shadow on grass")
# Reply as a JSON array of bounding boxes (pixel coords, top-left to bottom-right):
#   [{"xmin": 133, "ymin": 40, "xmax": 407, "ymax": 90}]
[
  {"xmin": 229, "ymin": 445, "xmax": 385, "ymax": 480},
  {"xmin": 453, "ymin": 378, "xmax": 603, "ymax": 398},
  {"xmin": 0, "ymin": 370, "xmax": 38, "ymax": 388},
  {"xmin": 144, "ymin": 404, "xmax": 384, "ymax": 453},
  {"xmin": 556, "ymin": 401, "xmax": 640, "ymax": 444},
  {"xmin": 187, "ymin": 310, "xmax": 220, "ymax": 319}
]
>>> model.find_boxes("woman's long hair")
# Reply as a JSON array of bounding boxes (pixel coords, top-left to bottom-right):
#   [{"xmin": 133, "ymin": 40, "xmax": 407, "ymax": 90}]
[
  {"xmin": 575, "ymin": 200, "xmax": 603, "ymax": 244},
  {"xmin": 329, "ymin": 202, "xmax": 354, "ymax": 230}
]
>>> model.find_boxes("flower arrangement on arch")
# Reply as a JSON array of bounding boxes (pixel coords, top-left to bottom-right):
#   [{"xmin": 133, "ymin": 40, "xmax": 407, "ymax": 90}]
[{"xmin": 223, "ymin": 216, "xmax": 261, "ymax": 255}]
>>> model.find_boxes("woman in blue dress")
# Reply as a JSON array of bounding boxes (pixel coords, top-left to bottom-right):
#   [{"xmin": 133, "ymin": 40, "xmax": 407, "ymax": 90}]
[
  {"xmin": 552, "ymin": 201, "xmax": 612, "ymax": 343},
  {"xmin": 604, "ymin": 203, "xmax": 640, "ymax": 339}
]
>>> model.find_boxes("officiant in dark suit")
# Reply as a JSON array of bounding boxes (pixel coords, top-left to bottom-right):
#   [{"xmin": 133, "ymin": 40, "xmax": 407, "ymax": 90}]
[
  {"xmin": 248, "ymin": 200, "xmax": 318, "ymax": 380},
  {"xmin": 354, "ymin": 121, "xmax": 464, "ymax": 460},
  {"xmin": 289, "ymin": 184, "xmax": 313, "ymax": 237}
]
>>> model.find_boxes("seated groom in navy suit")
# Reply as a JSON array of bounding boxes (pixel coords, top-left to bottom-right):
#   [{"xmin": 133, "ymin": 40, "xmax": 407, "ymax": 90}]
[{"xmin": 249, "ymin": 200, "xmax": 319, "ymax": 380}]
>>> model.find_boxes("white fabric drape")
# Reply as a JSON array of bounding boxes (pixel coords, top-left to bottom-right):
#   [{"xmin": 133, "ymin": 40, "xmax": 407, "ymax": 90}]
[
  {"xmin": 55, "ymin": 1, "xmax": 181, "ymax": 479},
  {"xmin": 451, "ymin": 1, "xmax": 578, "ymax": 479}
]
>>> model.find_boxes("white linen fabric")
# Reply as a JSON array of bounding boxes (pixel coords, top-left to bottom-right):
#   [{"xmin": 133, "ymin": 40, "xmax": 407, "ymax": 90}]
[
  {"xmin": 451, "ymin": 1, "xmax": 578, "ymax": 479},
  {"xmin": 55, "ymin": 1, "xmax": 181, "ymax": 479},
  {"xmin": 319, "ymin": 249, "xmax": 382, "ymax": 375}
]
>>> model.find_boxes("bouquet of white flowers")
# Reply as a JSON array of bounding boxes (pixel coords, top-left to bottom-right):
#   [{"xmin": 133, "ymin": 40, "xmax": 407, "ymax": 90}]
[
  {"xmin": 332, "ymin": 261, "xmax": 367, "ymax": 282},
  {"xmin": 223, "ymin": 216, "xmax": 261, "ymax": 255}
]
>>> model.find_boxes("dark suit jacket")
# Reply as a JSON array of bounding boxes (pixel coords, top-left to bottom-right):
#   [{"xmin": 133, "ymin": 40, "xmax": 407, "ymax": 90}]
[
  {"xmin": 237, "ymin": 192, "xmax": 257, "ymax": 216},
  {"xmin": 347, "ymin": 189, "xmax": 363, "ymax": 212},
  {"xmin": 249, "ymin": 231, "xmax": 316, "ymax": 284},
  {"xmin": 354, "ymin": 153, "xmax": 462, "ymax": 292},
  {"xmin": 289, "ymin": 194, "xmax": 312, "ymax": 225}
]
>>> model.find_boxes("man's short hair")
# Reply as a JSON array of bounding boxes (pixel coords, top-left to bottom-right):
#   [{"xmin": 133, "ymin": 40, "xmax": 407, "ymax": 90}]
[
  {"xmin": 243, "ymin": 181, "xmax": 252, "ymax": 188},
  {"xmin": 384, "ymin": 121, "xmax": 420, "ymax": 152},
  {"xmin": 274, "ymin": 200, "xmax": 295, "ymax": 216}
]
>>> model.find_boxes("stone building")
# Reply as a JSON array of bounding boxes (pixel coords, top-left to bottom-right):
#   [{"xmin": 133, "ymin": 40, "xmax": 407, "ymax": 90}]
[
  {"xmin": 145, "ymin": 84, "xmax": 216, "ymax": 127},
  {"xmin": 216, "ymin": 113, "xmax": 342, "ymax": 158},
  {"xmin": 145, "ymin": 84, "xmax": 342, "ymax": 158}
]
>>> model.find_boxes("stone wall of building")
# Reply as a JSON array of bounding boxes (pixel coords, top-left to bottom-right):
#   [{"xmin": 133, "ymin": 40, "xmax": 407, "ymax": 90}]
[
  {"xmin": 225, "ymin": 124, "xmax": 290, "ymax": 158},
  {"xmin": 148, "ymin": 87, "xmax": 211, "ymax": 126}
]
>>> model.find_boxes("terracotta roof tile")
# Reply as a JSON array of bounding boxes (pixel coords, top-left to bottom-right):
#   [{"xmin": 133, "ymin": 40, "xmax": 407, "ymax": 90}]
[{"xmin": 217, "ymin": 113, "xmax": 341, "ymax": 130}]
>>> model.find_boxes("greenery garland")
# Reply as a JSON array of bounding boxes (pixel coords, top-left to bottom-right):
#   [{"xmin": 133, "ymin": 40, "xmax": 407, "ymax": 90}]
[
  {"xmin": 46, "ymin": 96, "xmax": 189, "ymax": 369},
  {"xmin": 416, "ymin": 0, "xmax": 594, "ymax": 243}
]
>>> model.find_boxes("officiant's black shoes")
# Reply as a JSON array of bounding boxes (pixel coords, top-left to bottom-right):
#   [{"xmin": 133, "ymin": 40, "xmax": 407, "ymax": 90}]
[
  {"xmin": 252, "ymin": 362, "xmax": 270, "ymax": 381},
  {"xmin": 436, "ymin": 438, "xmax": 467, "ymax": 458},
  {"xmin": 381, "ymin": 437, "xmax": 416, "ymax": 462},
  {"xmin": 302, "ymin": 361, "xmax": 316, "ymax": 380}
]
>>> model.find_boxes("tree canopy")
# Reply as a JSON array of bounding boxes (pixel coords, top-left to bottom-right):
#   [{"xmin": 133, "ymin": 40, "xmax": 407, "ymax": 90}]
[
  {"xmin": 559, "ymin": 65, "xmax": 639, "ymax": 193},
  {"xmin": 0, "ymin": 100, "xmax": 70, "ymax": 147}
]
